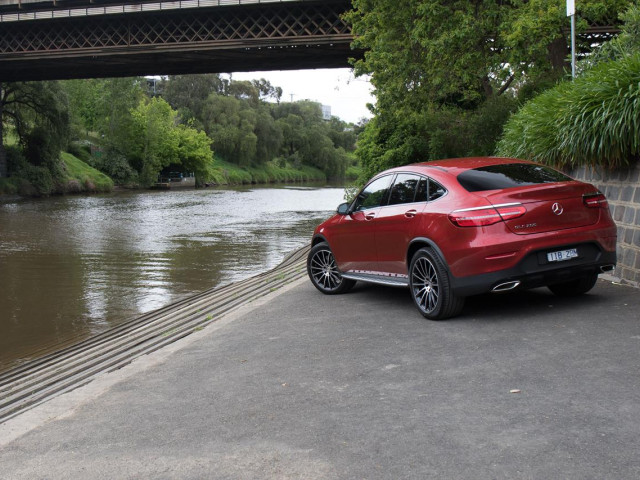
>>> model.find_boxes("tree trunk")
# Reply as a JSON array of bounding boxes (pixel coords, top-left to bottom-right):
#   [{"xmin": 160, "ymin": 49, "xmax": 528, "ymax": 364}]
[{"xmin": 0, "ymin": 82, "xmax": 6, "ymax": 178}]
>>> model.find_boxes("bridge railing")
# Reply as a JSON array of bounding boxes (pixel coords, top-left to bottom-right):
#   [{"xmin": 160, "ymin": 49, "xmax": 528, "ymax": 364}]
[{"xmin": 0, "ymin": 0, "xmax": 318, "ymax": 22}]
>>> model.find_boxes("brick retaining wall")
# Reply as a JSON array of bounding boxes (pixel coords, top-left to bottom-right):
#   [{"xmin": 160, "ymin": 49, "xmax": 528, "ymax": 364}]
[{"xmin": 569, "ymin": 163, "xmax": 640, "ymax": 287}]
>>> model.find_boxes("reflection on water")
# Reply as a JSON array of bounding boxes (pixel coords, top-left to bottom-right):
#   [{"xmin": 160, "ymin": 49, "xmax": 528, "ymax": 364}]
[{"xmin": 0, "ymin": 185, "xmax": 344, "ymax": 372}]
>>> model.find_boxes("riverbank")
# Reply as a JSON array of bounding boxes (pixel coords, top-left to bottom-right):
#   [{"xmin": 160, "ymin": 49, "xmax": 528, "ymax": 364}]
[
  {"xmin": 0, "ymin": 152, "xmax": 114, "ymax": 197},
  {"xmin": 0, "ymin": 154, "xmax": 361, "ymax": 197}
]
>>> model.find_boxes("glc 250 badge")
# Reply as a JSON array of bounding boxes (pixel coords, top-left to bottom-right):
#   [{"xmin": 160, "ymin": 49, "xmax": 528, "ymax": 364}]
[{"xmin": 514, "ymin": 223, "xmax": 538, "ymax": 230}]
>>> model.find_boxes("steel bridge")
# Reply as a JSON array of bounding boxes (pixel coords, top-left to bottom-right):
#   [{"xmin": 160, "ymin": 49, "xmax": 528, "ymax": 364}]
[{"xmin": 0, "ymin": 0, "xmax": 358, "ymax": 81}]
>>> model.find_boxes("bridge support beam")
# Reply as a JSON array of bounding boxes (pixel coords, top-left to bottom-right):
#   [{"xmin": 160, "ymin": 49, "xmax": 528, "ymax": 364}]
[
  {"xmin": 0, "ymin": 84, "xmax": 5, "ymax": 178},
  {"xmin": 0, "ymin": 1, "xmax": 358, "ymax": 82}
]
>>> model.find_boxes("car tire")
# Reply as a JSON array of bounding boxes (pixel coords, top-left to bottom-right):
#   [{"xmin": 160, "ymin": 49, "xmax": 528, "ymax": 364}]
[
  {"xmin": 409, "ymin": 248, "xmax": 464, "ymax": 320},
  {"xmin": 547, "ymin": 273, "xmax": 598, "ymax": 297},
  {"xmin": 307, "ymin": 242, "xmax": 356, "ymax": 295}
]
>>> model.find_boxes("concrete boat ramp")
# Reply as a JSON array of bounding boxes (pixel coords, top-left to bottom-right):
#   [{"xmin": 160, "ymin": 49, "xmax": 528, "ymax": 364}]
[
  {"xmin": 0, "ymin": 247, "xmax": 310, "ymax": 424},
  {"xmin": 0, "ymin": 249, "xmax": 639, "ymax": 479}
]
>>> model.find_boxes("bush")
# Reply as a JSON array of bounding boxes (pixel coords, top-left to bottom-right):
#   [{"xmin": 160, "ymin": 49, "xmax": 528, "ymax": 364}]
[
  {"xmin": 0, "ymin": 177, "xmax": 20, "ymax": 195},
  {"xmin": 92, "ymin": 149, "xmax": 138, "ymax": 184},
  {"xmin": 18, "ymin": 163, "xmax": 55, "ymax": 196},
  {"xmin": 496, "ymin": 54, "xmax": 640, "ymax": 169},
  {"xmin": 23, "ymin": 126, "xmax": 63, "ymax": 175},
  {"xmin": 5, "ymin": 145, "xmax": 27, "ymax": 176}
]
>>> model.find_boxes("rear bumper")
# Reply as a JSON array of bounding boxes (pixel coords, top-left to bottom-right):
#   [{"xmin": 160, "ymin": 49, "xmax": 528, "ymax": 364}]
[{"xmin": 450, "ymin": 241, "xmax": 617, "ymax": 297}]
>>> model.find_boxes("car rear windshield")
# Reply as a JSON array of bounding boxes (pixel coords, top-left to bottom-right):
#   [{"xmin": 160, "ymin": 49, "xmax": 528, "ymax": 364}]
[{"xmin": 457, "ymin": 164, "xmax": 572, "ymax": 192}]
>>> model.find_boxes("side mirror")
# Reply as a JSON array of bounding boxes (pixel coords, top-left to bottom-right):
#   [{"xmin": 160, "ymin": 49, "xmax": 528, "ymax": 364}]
[{"xmin": 336, "ymin": 202, "xmax": 350, "ymax": 215}]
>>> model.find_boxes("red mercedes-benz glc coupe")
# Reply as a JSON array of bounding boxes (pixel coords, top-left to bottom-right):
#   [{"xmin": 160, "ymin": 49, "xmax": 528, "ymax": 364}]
[{"xmin": 307, "ymin": 157, "xmax": 617, "ymax": 320}]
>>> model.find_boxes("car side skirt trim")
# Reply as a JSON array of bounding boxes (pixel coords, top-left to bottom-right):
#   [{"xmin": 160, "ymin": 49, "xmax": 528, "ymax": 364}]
[{"xmin": 341, "ymin": 272, "xmax": 409, "ymax": 287}]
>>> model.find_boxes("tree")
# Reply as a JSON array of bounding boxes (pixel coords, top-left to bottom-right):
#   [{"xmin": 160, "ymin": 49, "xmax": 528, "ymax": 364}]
[
  {"xmin": 253, "ymin": 108, "xmax": 283, "ymax": 163},
  {"xmin": 0, "ymin": 81, "xmax": 70, "ymax": 178},
  {"xmin": 345, "ymin": 0, "xmax": 633, "ymax": 180},
  {"xmin": 163, "ymin": 74, "xmax": 227, "ymax": 129},
  {"xmin": 176, "ymin": 124, "xmax": 213, "ymax": 180},
  {"xmin": 200, "ymin": 94, "xmax": 257, "ymax": 166},
  {"xmin": 97, "ymin": 78, "xmax": 145, "ymax": 152},
  {"xmin": 63, "ymin": 79, "xmax": 105, "ymax": 135},
  {"xmin": 251, "ymin": 78, "xmax": 283, "ymax": 103},
  {"xmin": 158, "ymin": 76, "xmax": 353, "ymax": 178},
  {"xmin": 127, "ymin": 97, "xmax": 179, "ymax": 184},
  {"xmin": 123, "ymin": 97, "xmax": 211, "ymax": 185}
]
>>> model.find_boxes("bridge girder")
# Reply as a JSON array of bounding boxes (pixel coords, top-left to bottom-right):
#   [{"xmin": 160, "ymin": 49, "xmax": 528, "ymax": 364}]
[{"xmin": 0, "ymin": 0, "xmax": 359, "ymax": 82}]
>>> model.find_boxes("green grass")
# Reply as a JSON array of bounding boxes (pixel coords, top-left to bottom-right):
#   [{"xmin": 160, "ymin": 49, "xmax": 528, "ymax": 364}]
[
  {"xmin": 203, "ymin": 157, "xmax": 327, "ymax": 185},
  {"xmin": 61, "ymin": 152, "xmax": 114, "ymax": 193},
  {"xmin": 1, "ymin": 151, "xmax": 114, "ymax": 196}
]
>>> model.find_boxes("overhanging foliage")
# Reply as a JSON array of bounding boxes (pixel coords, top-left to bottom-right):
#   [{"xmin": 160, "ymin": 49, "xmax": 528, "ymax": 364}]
[{"xmin": 496, "ymin": 55, "xmax": 640, "ymax": 169}]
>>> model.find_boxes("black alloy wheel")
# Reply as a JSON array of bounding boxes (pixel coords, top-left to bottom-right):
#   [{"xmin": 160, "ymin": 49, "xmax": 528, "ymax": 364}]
[
  {"xmin": 409, "ymin": 248, "xmax": 464, "ymax": 320},
  {"xmin": 307, "ymin": 242, "xmax": 355, "ymax": 294}
]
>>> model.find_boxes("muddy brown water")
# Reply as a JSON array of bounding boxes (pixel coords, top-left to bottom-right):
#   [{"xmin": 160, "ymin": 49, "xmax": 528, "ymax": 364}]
[{"xmin": 0, "ymin": 185, "xmax": 345, "ymax": 373}]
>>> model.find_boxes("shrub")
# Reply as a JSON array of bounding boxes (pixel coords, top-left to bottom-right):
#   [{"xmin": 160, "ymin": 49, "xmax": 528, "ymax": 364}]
[
  {"xmin": 23, "ymin": 126, "xmax": 63, "ymax": 175},
  {"xmin": 496, "ymin": 54, "xmax": 640, "ymax": 169},
  {"xmin": 5, "ymin": 145, "xmax": 27, "ymax": 176},
  {"xmin": 93, "ymin": 149, "xmax": 138, "ymax": 184},
  {"xmin": 19, "ymin": 163, "xmax": 55, "ymax": 196}
]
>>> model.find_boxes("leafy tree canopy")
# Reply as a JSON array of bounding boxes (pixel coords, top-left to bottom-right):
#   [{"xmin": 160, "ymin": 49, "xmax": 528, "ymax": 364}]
[
  {"xmin": 346, "ymin": 0, "xmax": 632, "ymax": 181},
  {"xmin": 348, "ymin": 0, "xmax": 630, "ymax": 111},
  {"xmin": 496, "ymin": 4, "xmax": 640, "ymax": 169},
  {"xmin": 1, "ymin": 81, "xmax": 70, "ymax": 179}
]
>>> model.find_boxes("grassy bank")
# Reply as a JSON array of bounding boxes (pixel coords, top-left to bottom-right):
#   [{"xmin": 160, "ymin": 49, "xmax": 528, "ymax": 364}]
[
  {"xmin": 2, "ymin": 152, "xmax": 358, "ymax": 196},
  {"xmin": 0, "ymin": 152, "xmax": 113, "ymax": 196},
  {"xmin": 61, "ymin": 152, "xmax": 114, "ymax": 193},
  {"xmin": 204, "ymin": 158, "xmax": 328, "ymax": 185}
]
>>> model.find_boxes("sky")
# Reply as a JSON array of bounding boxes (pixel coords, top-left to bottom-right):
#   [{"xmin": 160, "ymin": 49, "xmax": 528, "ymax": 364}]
[{"xmin": 230, "ymin": 68, "xmax": 375, "ymax": 124}]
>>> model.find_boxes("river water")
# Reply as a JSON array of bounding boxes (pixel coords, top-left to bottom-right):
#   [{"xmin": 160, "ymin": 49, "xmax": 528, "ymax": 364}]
[{"xmin": 0, "ymin": 185, "xmax": 345, "ymax": 373}]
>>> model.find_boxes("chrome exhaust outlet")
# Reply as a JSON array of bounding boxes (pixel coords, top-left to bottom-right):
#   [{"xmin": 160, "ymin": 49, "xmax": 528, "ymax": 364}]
[
  {"xmin": 491, "ymin": 280, "xmax": 521, "ymax": 293},
  {"xmin": 600, "ymin": 264, "xmax": 615, "ymax": 273}
]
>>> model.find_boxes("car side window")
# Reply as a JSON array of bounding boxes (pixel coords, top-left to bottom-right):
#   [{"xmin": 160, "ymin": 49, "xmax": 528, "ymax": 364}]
[
  {"xmin": 353, "ymin": 175, "xmax": 392, "ymax": 211},
  {"xmin": 428, "ymin": 180, "xmax": 446, "ymax": 201},
  {"xmin": 415, "ymin": 177, "xmax": 447, "ymax": 202},
  {"xmin": 416, "ymin": 177, "xmax": 428, "ymax": 202},
  {"xmin": 388, "ymin": 174, "xmax": 421, "ymax": 205}
]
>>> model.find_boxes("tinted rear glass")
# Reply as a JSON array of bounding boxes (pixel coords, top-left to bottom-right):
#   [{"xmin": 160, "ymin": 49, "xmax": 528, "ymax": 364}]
[{"xmin": 457, "ymin": 164, "xmax": 571, "ymax": 192}]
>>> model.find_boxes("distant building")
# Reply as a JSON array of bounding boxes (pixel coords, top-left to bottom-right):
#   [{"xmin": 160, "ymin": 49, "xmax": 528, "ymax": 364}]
[{"xmin": 321, "ymin": 105, "xmax": 332, "ymax": 121}]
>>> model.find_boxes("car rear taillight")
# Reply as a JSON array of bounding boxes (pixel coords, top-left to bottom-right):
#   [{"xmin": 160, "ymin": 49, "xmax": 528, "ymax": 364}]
[
  {"xmin": 496, "ymin": 204, "xmax": 527, "ymax": 220},
  {"xmin": 449, "ymin": 204, "xmax": 526, "ymax": 227},
  {"xmin": 583, "ymin": 192, "xmax": 608, "ymax": 209}
]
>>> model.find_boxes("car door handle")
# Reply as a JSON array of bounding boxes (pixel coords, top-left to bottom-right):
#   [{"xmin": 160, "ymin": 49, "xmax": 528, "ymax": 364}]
[
  {"xmin": 365, "ymin": 212, "xmax": 376, "ymax": 220},
  {"xmin": 405, "ymin": 209, "xmax": 418, "ymax": 218}
]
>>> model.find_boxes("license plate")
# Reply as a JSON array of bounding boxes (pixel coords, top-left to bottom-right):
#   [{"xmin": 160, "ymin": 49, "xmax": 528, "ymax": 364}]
[{"xmin": 547, "ymin": 248, "xmax": 578, "ymax": 262}]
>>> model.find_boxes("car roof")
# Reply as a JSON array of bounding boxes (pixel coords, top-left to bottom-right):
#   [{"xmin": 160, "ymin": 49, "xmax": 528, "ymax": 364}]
[{"xmin": 385, "ymin": 157, "xmax": 531, "ymax": 177}]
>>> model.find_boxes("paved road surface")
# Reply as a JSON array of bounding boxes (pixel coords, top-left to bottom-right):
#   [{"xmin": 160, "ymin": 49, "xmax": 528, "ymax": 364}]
[{"xmin": 1, "ymin": 278, "xmax": 639, "ymax": 479}]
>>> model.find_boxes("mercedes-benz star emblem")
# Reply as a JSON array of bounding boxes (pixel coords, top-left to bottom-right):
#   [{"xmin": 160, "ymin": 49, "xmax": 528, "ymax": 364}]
[{"xmin": 552, "ymin": 202, "xmax": 564, "ymax": 215}]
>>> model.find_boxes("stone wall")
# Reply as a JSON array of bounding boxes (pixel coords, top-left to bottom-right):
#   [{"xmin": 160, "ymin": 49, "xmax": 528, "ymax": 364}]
[{"xmin": 569, "ymin": 163, "xmax": 640, "ymax": 287}]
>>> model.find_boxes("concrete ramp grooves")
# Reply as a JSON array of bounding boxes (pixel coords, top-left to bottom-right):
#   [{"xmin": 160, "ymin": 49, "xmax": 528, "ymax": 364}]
[{"xmin": 0, "ymin": 246, "xmax": 310, "ymax": 423}]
